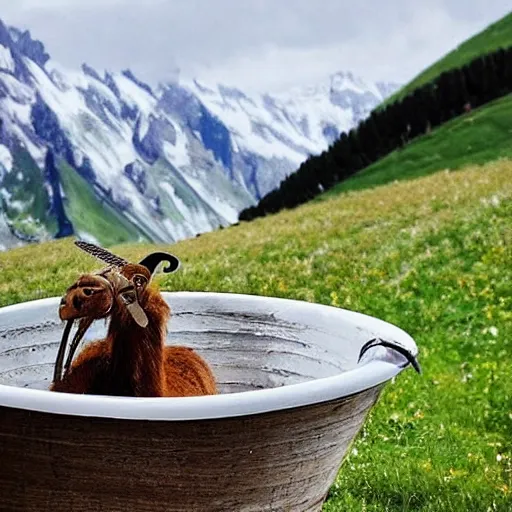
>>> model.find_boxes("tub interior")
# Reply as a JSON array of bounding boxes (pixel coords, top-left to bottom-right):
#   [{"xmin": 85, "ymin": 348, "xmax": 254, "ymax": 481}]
[{"xmin": 0, "ymin": 292, "xmax": 409, "ymax": 394}]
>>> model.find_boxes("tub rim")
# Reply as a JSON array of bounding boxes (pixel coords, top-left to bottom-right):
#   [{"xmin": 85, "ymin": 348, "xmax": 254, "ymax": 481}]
[{"xmin": 0, "ymin": 291, "xmax": 418, "ymax": 421}]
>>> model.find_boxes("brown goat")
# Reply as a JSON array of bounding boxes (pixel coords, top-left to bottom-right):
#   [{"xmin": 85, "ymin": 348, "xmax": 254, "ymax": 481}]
[{"xmin": 50, "ymin": 241, "xmax": 217, "ymax": 397}]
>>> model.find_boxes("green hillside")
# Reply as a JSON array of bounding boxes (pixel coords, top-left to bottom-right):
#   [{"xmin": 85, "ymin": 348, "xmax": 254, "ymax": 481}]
[
  {"xmin": 321, "ymin": 93, "xmax": 512, "ymax": 198},
  {"xmin": 0, "ymin": 147, "xmax": 57, "ymax": 238},
  {"xmin": 383, "ymin": 11, "xmax": 512, "ymax": 107},
  {"xmin": 1, "ymin": 159, "xmax": 511, "ymax": 511},
  {"xmin": 0, "ymin": 149, "xmax": 152, "ymax": 245},
  {"xmin": 58, "ymin": 161, "xmax": 149, "ymax": 246}
]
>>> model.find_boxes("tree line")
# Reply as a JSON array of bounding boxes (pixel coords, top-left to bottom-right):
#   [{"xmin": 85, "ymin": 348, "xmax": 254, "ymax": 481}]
[{"xmin": 239, "ymin": 46, "xmax": 512, "ymax": 221}]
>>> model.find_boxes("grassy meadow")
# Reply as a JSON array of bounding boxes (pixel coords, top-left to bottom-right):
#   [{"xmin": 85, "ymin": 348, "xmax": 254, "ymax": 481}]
[
  {"xmin": 0, "ymin": 157, "xmax": 510, "ymax": 510},
  {"xmin": 382, "ymin": 11, "xmax": 512, "ymax": 107}
]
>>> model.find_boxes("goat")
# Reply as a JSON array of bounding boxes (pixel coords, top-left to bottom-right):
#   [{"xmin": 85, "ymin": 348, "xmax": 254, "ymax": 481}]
[{"xmin": 50, "ymin": 241, "xmax": 217, "ymax": 398}]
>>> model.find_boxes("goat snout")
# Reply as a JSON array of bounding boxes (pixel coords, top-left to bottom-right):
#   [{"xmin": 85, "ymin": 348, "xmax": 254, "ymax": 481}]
[
  {"xmin": 59, "ymin": 290, "xmax": 87, "ymax": 320},
  {"xmin": 73, "ymin": 295, "xmax": 82, "ymax": 311},
  {"xmin": 59, "ymin": 294, "xmax": 79, "ymax": 320},
  {"xmin": 59, "ymin": 284, "xmax": 113, "ymax": 322}
]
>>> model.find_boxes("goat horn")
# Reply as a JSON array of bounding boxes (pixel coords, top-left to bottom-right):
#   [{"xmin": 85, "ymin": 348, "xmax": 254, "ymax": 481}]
[
  {"xmin": 53, "ymin": 319, "xmax": 74, "ymax": 383},
  {"xmin": 74, "ymin": 240, "xmax": 128, "ymax": 267},
  {"xmin": 138, "ymin": 252, "xmax": 180, "ymax": 275},
  {"xmin": 63, "ymin": 317, "xmax": 94, "ymax": 377}
]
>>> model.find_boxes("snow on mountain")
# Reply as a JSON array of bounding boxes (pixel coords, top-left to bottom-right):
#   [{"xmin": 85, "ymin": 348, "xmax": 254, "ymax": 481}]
[
  {"xmin": 0, "ymin": 19, "xmax": 399, "ymax": 251},
  {"xmin": 177, "ymin": 72, "xmax": 398, "ymax": 198}
]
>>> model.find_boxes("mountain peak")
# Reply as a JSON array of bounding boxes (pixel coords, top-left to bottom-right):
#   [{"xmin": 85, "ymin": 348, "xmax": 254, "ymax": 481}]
[
  {"xmin": 121, "ymin": 69, "xmax": 154, "ymax": 96},
  {"xmin": 8, "ymin": 26, "xmax": 49, "ymax": 67},
  {"xmin": 0, "ymin": 16, "xmax": 400, "ymax": 252},
  {"xmin": 0, "ymin": 19, "xmax": 12, "ymax": 48},
  {"xmin": 81, "ymin": 63, "xmax": 103, "ymax": 82}
]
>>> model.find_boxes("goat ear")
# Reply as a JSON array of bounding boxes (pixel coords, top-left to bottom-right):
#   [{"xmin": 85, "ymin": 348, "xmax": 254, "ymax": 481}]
[
  {"xmin": 118, "ymin": 287, "xmax": 149, "ymax": 328},
  {"xmin": 138, "ymin": 252, "xmax": 180, "ymax": 276},
  {"xmin": 106, "ymin": 271, "xmax": 149, "ymax": 328}
]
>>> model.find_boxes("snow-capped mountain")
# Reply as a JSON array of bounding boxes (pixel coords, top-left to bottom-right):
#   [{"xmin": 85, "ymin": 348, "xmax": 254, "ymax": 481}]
[
  {"xmin": 176, "ymin": 71, "xmax": 400, "ymax": 198},
  {"xmin": 0, "ymin": 19, "xmax": 399, "ymax": 250}
]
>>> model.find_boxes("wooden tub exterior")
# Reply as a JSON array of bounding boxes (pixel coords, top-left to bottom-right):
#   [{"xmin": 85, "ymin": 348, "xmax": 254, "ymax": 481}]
[{"xmin": 0, "ymin": 292, "xmax": 418, "ymax": 511}]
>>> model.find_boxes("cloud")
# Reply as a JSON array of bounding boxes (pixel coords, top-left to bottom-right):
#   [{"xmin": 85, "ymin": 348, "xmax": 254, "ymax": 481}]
[
  {"xmin": 192, "ymin": 3, "xmax": 490, "ymax": 90},
  {"xmin": 5, "ymin": 0, "xmax": 130, "ymax": 9},
  {"xmin": 0, "ymin": 0, "xmax": 510, "ymax": 91}
]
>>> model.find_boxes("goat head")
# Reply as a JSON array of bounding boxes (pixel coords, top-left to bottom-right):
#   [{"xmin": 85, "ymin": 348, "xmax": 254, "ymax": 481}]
[{"xmin": 53, "ymin": 240, "xmax": 180, "ymax": 383}]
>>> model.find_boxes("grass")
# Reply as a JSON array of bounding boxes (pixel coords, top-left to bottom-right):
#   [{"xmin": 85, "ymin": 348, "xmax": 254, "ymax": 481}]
[
  {"xmin": 58, "ymin": 160, "xmax": 148, "ymax": 246},
  {"xmin": 0, "ymin": 159, "xmax": 511, "ymax": 510},
  {"xmin": 382, "ymin": 11, "xmax": 512, "ymax": 107},
  {"xmin": 321, "ymin": 93, "xmax": 512, "ymax": 199}
]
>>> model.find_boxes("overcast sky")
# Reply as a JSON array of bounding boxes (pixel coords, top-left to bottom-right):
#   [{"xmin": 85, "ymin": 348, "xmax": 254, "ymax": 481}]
[{"xmin": 1, "ymin": 1, "xmax": 510, "ymax": 92}]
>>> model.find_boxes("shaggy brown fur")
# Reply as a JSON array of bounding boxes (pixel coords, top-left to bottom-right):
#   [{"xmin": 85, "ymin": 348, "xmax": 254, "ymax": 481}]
[{"xmin": 50, "ymin": 264, "xmax": 217, "ymax": 397}]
